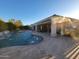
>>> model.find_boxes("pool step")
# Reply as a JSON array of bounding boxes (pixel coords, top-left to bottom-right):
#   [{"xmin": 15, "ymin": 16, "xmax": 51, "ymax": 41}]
[{"xmin": 65, "ymin": 44, "xmax": 79, "ymax": 59}]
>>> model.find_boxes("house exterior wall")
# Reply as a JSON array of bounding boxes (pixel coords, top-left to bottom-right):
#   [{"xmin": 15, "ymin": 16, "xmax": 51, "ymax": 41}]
[{"xmin": 31, "ymin": 14, "xmax": 79, "ymax": 36}]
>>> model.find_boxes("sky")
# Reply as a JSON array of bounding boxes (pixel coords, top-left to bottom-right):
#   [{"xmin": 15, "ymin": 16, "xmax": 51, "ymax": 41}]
[{"xmin": 0, "ymin": 0, "xmax": 79, "ymax": 25}]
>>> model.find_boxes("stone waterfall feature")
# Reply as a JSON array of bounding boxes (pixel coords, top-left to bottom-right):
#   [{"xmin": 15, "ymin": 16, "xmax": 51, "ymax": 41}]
[{"xmin": 0, "ymin": 31, "xmax": 10, "ymax": 40}]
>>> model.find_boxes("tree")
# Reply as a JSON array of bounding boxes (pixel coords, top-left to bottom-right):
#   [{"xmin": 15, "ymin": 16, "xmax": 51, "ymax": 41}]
[
  {"xmin": 6, "ymin": 22, "xmax": 16, "ymax": 31},
  {"xmin": 0, "ymin": 19, "xmax": 8, "ymax": 32},
  {"xmin": 15, "ymin": 20, "xmax": 22, "ymax": 28},
  {"xmin": 8, "ymin": 19, "xmax": 15, "ymax": 24},
  {"xmin": 8, "ymin": 19, "xmax": 22, "ymax": 29},
  {"xmin": 20, "ymin": 25, "xmax": 31, "ymax": 30}
]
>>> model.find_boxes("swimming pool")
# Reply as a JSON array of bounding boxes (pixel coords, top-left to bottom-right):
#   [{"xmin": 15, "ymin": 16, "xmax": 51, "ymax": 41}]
[{"xmin": 0, "ymin": 31, "xmax": 43, "ymax": 48}]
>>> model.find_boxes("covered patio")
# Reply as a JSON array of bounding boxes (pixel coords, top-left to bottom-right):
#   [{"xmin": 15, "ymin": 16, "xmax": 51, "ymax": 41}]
[
  {"xmin": 32, "ymin": 14, "xmax": 79, "ymax": 38},
  {"xmin": 31, "ymin": 15, "xmax": 71, "ymax": 36}
]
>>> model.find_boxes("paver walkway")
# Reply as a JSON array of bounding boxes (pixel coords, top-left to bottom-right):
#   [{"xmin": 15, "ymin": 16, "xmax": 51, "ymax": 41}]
[{"xmin": 0, "ymin": 32, "xmax": 78, "ymax": 59}]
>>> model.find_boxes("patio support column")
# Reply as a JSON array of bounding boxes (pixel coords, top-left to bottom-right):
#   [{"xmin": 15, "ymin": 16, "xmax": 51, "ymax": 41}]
[
  {"xmin": 40, "ymin": 25, "xmax": 42, "ymax": 32},
  {"xmin": 51, "ymin": 17, "xmax": 57, "ymax": 36},
  {"xmin": 47, "ymin": 24, "xmax": 49, "ymax": 33},
  {"xmin": 32, "ymin": 26, "xmax": 35, "ymax": 31},
  {"xmin": 35, "ymin": 25, "xmax": 38, "ymax": 31}
]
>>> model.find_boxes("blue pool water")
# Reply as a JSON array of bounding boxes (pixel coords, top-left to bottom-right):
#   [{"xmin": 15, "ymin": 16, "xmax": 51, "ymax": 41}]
[{"xmin": 0, "ymin": 31, "xmax": 43, "ymax": 48}]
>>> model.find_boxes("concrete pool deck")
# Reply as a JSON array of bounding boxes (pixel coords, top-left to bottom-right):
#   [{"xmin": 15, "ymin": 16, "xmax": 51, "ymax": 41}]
[{"xmin": 0, "ymin": 32, "xmax": 79, "ymax": 59}]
